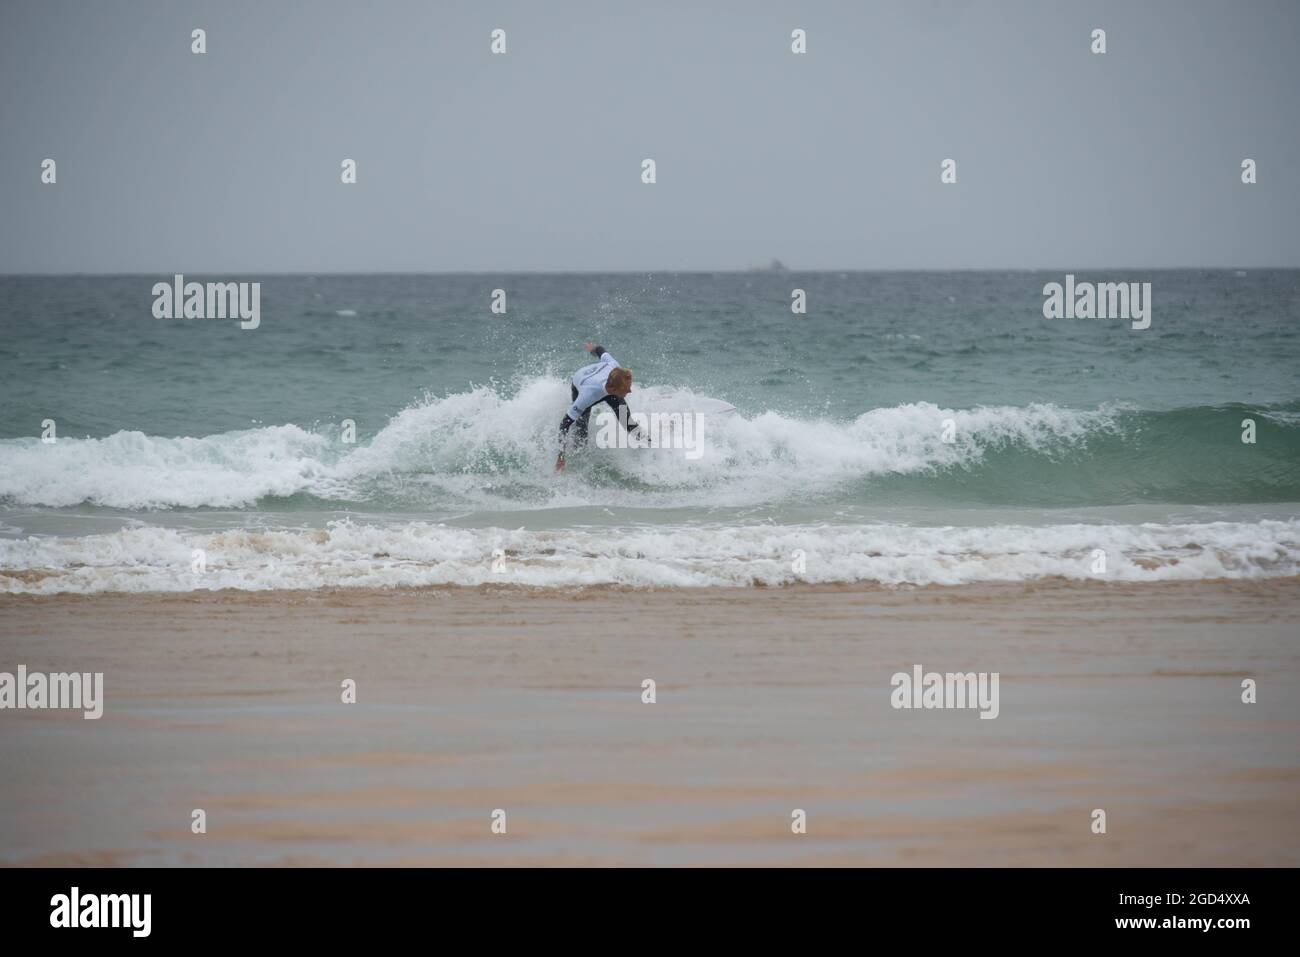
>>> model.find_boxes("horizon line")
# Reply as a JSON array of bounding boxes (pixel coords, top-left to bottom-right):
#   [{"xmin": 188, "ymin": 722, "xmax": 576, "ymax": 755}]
[{"xmin": 2, "ymin": 265, "xmax": 1296, "ymax": 278}]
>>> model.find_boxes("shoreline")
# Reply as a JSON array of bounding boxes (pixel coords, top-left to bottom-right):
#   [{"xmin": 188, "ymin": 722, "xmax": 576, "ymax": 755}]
[{"xmin": 3, "ymin": 573, "xmax": 1298, "ymax": 602}]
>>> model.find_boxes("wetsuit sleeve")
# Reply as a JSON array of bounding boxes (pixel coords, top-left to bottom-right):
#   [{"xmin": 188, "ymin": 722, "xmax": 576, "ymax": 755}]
[
  {"xmin": 604, "ymin": 395, "xmax": 640, "ymax": 434},
  {"xmin": 588, "ymin": 344, "xmax": 607, "ymax": 358}
]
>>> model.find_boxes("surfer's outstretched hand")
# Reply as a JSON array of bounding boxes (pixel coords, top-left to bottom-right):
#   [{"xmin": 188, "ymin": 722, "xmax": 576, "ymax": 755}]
[
  {"xmin": 583, "ymin": 341, "xmax": 594, "ymax": 353},
  {"xmin": 554, "ymin": 454, "xmax": 566, "ymax": 473}
]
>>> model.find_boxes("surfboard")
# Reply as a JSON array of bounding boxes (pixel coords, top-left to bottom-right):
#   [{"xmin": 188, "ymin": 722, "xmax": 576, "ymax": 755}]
[
  {"xmin": 624, "ymin": 385, "xmax": 738, "ymax": 418},
  {"xmin": 586, "ymin": 386, "xmax": 735, "ymax": 453}
]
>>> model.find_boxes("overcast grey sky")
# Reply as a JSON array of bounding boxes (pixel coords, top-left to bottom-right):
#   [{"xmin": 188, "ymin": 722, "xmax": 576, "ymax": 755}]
[{"xmin": 1, "ymin": 0, "xmax": 1296, "ymax": 272}]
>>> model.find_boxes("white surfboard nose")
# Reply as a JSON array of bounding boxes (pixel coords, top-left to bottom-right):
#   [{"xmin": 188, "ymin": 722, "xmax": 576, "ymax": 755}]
[{"xmin": 631, "ymin": 386, "xmax": 737, "ymax": 417}]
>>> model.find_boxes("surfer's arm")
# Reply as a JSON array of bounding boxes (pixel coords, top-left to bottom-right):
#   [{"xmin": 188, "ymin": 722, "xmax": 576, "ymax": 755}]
[
  {"xmin": 603, "ymin": 395, "xmax": 640, "ymax": 435},
  {"xmin": 585, "ymin": 343, "xmax": 618, "ymax": 366}
]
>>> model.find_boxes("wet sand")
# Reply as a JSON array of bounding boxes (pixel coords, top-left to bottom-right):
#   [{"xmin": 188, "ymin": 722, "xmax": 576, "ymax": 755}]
[{"xmin": 1, "ymin": 579, "xmax": 1298, "ymax": 866}]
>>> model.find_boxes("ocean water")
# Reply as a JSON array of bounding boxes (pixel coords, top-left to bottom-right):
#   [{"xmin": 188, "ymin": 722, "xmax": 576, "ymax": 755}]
[{"xmin": 1, "ymin": 271, "xmax": 1298, "ymax": 593}]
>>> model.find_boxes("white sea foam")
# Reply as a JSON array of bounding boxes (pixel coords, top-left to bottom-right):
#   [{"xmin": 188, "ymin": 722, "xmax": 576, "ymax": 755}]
[
  {"xmin": 0, "ymin": 378, "xmax": 1116, "ymax": 511},
  {"xmin": 1, "ymin": 518, "xmax": 1295, "ymax": 594}
]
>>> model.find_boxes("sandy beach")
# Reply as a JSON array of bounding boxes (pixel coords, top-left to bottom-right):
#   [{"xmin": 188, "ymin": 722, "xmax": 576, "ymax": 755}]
[{"xmin": 1, "ymin": 578, "xmax": 1297, "ymax": 867}]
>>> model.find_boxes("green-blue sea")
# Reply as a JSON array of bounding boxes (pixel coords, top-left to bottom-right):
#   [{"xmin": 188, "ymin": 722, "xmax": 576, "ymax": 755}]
[{"xmin": 1, "ymin": 270, "xmax": 1297, "ymax": 591}]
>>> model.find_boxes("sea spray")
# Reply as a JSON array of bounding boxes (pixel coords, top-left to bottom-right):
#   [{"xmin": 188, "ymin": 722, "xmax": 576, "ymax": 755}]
[{"xmin": 2, "ymin": 389, "xmax": 1297, "ymax": 511}]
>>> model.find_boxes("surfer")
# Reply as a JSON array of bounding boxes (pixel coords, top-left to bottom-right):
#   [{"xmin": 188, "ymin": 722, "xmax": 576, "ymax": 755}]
[{"xmin": 555, "ymin": 343, "xmax": 640, "ymax": 472}]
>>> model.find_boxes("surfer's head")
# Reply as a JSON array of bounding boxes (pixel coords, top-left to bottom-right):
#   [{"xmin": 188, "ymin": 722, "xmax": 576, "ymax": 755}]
[{"xmin": 606, "ymin": 367, "xmax": 632, "ymax": 398}]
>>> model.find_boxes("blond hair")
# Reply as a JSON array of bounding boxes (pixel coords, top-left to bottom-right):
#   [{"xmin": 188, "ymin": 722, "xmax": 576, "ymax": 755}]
[{"xmin": 606, "ymin": 367, "xmax": 632, "ymax": 392}]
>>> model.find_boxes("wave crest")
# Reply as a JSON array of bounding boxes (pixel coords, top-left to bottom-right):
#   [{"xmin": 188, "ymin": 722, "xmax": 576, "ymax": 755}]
[{"xmin": 0, "ymin": 382, "xmax": 1296, "ymax": 510}]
